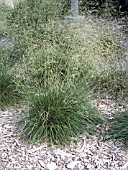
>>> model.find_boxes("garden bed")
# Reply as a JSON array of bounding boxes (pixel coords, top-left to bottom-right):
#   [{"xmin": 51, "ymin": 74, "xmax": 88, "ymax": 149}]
[{"xmin": 0, "ymin": 1, "xmax": 128, "ymax": 169}]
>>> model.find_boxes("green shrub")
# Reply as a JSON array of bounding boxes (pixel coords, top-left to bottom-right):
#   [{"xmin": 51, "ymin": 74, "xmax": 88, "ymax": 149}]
[
  {"xmin": 108, "ymin": 110, "xmax": 128, "ymax": 147},
  {"xmin": 20, "ymin": 80, "xmax": 103, "ymax": 145}
]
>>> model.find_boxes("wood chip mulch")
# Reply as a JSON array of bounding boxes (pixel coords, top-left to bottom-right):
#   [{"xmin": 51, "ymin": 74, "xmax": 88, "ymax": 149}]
[{"xmin": 0, "ymin": 98, "xmax": 128, "ymax": 170}]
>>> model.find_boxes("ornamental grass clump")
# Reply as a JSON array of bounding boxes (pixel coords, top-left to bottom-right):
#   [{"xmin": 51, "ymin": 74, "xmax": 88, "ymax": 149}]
[
  {"xmin": 0, "ymin": 51, "xmax": 21, "ymax": 108},
  {"xmin": 0, "ymin": 70, "xmax": 17, "ymax": 108},
  {"xmin": 108, "ymin": 111, "xmax": 128, "ymax": 147},
  {"xmin": 20, "ymin": 80, "xmax": 103, "ymax": 145}
]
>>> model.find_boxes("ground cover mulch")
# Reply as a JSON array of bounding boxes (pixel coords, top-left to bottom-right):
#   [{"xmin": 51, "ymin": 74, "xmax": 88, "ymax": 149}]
[{"xmin": 0, "ymin": 97, "xmax": 128, "ymax": 170}]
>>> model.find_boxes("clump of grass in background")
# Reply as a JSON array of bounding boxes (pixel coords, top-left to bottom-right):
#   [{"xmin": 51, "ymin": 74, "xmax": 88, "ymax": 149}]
[
  {"xmin": 7, "ymin": 0, "xmax": 122, "ymax": 70},
  {"xmin": 11, "ymin": 20, "xmax": 122, "ymax": 91},
  {"xmin": 69, "ymin": 24, "xmax": 128, "ymax": 99},
  {"xmin": 20, "ymin": 79, "xmax": 103, "ymax": 145},
  {"xmin": 7, "ymin": 0, "xmax": 65, "ymax": 60},
  {"xmin": 108, "ymin": 110, "xmax": 128, "ymax": 147},
  {"xmin": 0, "ymin": 50, "xmax": 22, "ymax": 109},
  {"xmin": 93, "ymin": 70, "xmax": 128, "ymax": 99},
  {"xmin": 71, "ymin": 24, "xmax": 121, "ymax": 76},
  {"xmin": 0, "ymin": 70, "xmax": 18, "ymax": 108},
  {"xmin": 0, "ymin": 2, "xmax": 10, "ymax": 37},
  {"xmin": 101, "ymin": 0, "xmax": 119, "ymax": 17},
  {"xmin": 79, "ymin": 0, "xmax": 103, "ymax": 15},
  {"xmin": 11, "ymin": 21, "xmax": 87, "ymax": 92}
]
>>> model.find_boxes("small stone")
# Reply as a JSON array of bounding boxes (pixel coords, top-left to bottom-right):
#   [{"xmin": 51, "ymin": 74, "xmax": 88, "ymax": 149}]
[
  {"xmin": 1, "ymin": 152, "xmax": 8, "ymax": 159},
  {"xmin": 55, "ymin": 149, "xmax": 71, "ymax": 158},
  {"xmin": 38, "ymin": 160, "xmax": 45, "ymax": 168},
  {"xmin": 47, "ymin": 162, "xmax": 58, "ymax": 170},
  {"xmin": 2, "ymin": 129, "xmax": 8, "ymax": 135},
  {"xmin": 67, "ymin": 161, "xmax": 80, "ymax": 169},
  {"xmin": 87, "ymin": 164, "xmax": 93, "ymax": 169}
]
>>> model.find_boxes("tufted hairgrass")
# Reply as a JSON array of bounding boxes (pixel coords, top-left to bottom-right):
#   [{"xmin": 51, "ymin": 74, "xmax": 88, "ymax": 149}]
[{"xmin": 20, "ymin": 79, "xmax": 103, "ymax": 145}]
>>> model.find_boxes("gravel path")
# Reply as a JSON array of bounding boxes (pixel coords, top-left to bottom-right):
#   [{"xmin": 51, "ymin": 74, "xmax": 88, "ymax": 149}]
[{"xmin": 0, "ymin": 98, "xmax": 128, "ymax": 170}]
